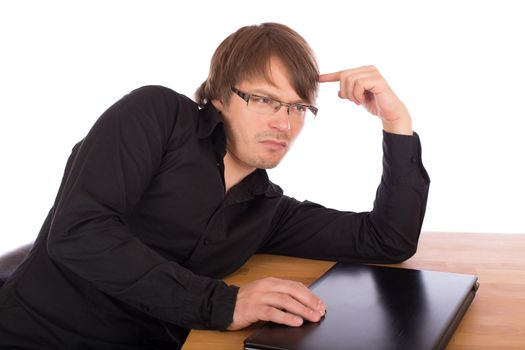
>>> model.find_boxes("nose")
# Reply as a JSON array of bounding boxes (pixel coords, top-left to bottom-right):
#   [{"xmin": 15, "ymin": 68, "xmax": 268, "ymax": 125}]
[{"xmin": 268, "ymin": 106, "xmax": 291, "ymax": 131}]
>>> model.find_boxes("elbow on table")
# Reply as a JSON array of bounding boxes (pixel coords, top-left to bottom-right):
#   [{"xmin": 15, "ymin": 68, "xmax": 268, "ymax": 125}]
[
  {"xmin": 387, "ymin": 244, "xmax": 418, "ymax": 263},
  {"xmin": 378, "ymin": 229, "xmax": 420, "ymax": 264},
  {"xmin": 367, "ymin": 211, "xmax": 422, "ymax": 264}
]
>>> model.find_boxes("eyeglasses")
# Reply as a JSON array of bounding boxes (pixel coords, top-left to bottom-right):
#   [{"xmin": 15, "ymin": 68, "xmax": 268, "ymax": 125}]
[{"xmin": 231, "ymin": 87, "xmax": 318, "ymax": 119}]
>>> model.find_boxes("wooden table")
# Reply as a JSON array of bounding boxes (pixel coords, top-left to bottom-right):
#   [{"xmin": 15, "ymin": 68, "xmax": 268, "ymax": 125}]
[{"xmin": 182, "ymin": 232, "xmax": 525, "ymax": 349}]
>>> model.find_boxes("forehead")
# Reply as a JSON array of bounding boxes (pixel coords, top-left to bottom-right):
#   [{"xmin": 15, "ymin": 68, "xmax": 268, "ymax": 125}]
[{"xmin": 238, "ymin": 57, "xmax": 303, "ymax": 102}]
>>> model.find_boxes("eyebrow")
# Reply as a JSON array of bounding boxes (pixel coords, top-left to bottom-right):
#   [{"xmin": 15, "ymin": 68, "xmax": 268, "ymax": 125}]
[{"xmin": 250, "ymin": 88, "xmax": 308, "ymax": 105}]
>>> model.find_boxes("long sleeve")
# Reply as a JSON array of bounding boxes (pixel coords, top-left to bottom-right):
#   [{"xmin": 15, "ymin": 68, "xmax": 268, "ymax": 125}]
[
  {"xmin": 46, "ymin": 86, "xmax": 237, "ymax": 330},
  {"xmin": 260, "ymin": 131, "xmax": 430, "ymax": 263}
]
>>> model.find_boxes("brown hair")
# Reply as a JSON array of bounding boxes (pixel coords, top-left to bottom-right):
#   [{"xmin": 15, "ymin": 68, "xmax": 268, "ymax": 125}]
[{"xmin": 195, "ymin": 22, "xmax": 319, "ymax": 107}]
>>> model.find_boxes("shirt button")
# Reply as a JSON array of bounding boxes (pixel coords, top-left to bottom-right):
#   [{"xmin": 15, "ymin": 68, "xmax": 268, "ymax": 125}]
[
  {"xmin": 216, "ymin": 162, "xmax": 220, "ymax": 167},
  {"xmin": 411, "ymin": 156, "xmax": 418, "ymax": 164},
  {"xmin": 203, "ymin": 239, "xmax": 210, "ymax": 246}
]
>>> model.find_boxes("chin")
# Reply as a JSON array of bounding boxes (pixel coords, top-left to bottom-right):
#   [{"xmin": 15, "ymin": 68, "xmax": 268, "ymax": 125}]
[
  {"xmin": 264, "ymin": 159, "xmax": 282, "ymax": 169},
  {"xmin": 253, "ymin": 157, "xmax": 283, "ymax": 170},
  {"xmin": 261, "ymin": 163, "xmax": 280, "ymax": 170}
]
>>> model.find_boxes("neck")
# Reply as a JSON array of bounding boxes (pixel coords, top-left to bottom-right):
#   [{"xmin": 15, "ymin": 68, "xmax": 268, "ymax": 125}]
[{"xmin": 223, "ymin": 152, "xmax": 255, "ymax": 193}]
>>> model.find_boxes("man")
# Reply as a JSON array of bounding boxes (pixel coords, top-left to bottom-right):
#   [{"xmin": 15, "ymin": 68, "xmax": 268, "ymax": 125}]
[{"xmin": 0, "ymin": 23, "xmax": 429, "ymax": 349}]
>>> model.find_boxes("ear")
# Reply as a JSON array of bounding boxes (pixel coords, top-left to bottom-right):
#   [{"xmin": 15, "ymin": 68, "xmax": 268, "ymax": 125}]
[{"xmin": 211, "ymin": 99, "xmax": 224, "ymax": 112}]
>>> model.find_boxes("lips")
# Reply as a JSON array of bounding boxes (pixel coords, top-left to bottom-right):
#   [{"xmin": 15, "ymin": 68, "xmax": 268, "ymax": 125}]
[{"xmin": 260, "ymin": 139, "xmax": 287, "ymax": 150}]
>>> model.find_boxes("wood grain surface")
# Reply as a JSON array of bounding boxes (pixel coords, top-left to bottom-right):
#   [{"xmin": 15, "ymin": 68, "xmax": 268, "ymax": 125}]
[{"xmin": 182, "ymin": 232, "xmax": 525, "ymax": 349}]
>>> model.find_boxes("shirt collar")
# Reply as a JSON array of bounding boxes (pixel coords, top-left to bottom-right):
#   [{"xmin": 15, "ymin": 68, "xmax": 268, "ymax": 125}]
[
  {"xmin": 197, "ymin": 103, "xmax": 223, "ymax": 139},
  {"xmin": 250, "ymin": 169, "xmax": 283, "ymax": 198},
  {"xmin": 226, "ymin": 169, "xmax": 283, "ymax": 204}
]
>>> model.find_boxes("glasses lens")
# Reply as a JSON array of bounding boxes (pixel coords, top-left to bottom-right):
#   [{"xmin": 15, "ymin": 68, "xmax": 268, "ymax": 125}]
[
  {"xmin": 248, "ymin": 95, "xmax": 281, "ymax": 115},
  {"xmin": 245, "ymin": 93, "xmax": 317, "ymax": 121}
]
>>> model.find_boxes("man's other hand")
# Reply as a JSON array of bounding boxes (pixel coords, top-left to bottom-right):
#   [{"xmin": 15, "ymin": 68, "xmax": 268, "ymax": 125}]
[{"xmin": 227, "ymin": 277, "xmax": 326, "ymax": 330}]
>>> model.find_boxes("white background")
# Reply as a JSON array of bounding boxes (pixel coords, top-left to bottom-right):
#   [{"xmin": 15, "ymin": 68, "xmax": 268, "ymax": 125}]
[{"xmin": 1, "ymin": 0, "xmax": 524, "ymax": 255}]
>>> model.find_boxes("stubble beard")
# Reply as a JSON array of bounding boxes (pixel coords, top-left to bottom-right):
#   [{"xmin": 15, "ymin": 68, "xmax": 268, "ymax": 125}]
[
  {"xmin": 226, "ymin": 131, "xmax": 289, "ymax": 170},
  {"xmin": 231, "ymin": 146, "xmax": 284, "ymax": 170}
]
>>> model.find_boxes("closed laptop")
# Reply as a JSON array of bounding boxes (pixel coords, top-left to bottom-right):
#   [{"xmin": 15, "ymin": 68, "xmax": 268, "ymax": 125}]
[{"xmin": 244, "ymin": 263, "xmax": 478, "ymax": 350}]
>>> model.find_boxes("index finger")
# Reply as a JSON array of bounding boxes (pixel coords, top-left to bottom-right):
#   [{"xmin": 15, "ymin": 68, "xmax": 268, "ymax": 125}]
[
  {"xmin": 319, "ymin": 71, "xmax": 341, "ymax": 83},
  {"xmin": 270, "ymin": 279, "xmax": 326, "ymax": 314}
]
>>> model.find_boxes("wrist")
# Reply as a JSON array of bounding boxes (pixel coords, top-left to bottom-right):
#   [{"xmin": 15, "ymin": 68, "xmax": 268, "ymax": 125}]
[{"xmin": 382, "ymin": 114, "xmax": 413, "ymax": 136}]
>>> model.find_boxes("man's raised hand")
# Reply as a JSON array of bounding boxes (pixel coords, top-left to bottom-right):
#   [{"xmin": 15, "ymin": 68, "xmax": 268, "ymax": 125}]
[{"xmin": 319, "ymin": 65, "xmax": 412, "ymax": 135}]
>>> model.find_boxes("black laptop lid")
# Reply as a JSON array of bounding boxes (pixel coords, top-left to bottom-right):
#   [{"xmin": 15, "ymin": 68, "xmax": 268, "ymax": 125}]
[{"xmin": 244, "ymin": 263, "xmax": 478, "ymax": 350}]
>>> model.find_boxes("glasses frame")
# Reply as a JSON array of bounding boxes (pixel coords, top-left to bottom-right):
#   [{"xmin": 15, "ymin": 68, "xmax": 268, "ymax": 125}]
[{"xmin": 231, "ymin": 87, "xmax": 318, "ymax": 118}]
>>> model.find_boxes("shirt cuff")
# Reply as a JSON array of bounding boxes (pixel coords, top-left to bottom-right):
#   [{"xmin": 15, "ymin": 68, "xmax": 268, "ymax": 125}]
[
  {"xmin": 209, "ymin": 283, "xmax": 239, "ymax": 330},
  {"xmin": 182, "ymin": 275, "xmax": 239, "ymax": 330},
  {"xmin": 382, "ymin": 130, "xmax": 430, "ymax": 187}
]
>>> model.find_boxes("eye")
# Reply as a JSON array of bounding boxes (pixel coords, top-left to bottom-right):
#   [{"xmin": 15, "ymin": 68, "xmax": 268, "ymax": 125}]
[
  {"xmin": 293, "ymin": 104, "xmax": 307, "ymax": 113},
  {"xmin": 251, "ymin": 95, "xmax": 272, "ymax": 105}
]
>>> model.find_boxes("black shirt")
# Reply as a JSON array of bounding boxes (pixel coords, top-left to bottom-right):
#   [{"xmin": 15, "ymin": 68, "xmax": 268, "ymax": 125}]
[{"xmin": 0, "ymin": 85, "xmax": 430, "ymax": 349}]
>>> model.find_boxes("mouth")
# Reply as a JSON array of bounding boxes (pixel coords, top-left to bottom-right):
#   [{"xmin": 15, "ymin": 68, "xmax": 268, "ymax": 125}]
[{"xmin": 259, "ymin": 139, "xmax": 288, "ymax": 151}]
